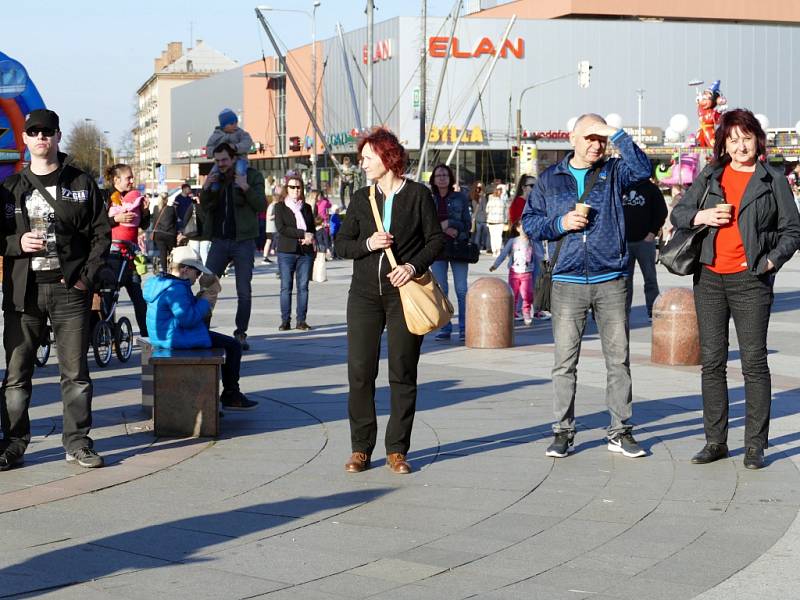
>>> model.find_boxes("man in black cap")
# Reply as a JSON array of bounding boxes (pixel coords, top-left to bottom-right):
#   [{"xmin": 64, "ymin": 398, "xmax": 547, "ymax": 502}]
[{"xmin": 0, "ymin": 109, "xmax": 111, "ymax": 470}]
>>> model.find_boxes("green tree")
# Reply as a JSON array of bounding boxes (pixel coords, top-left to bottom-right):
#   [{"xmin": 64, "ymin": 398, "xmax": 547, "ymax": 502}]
[{"xmin": 63, "ymin": 121, "xmax": 108, "ymax": 180}]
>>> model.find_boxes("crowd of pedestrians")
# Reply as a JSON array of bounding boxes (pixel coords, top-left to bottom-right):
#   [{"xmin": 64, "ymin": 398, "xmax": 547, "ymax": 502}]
[{"xmin": 2, "ymin": 103, "xmax": 799, "ymax": 476}]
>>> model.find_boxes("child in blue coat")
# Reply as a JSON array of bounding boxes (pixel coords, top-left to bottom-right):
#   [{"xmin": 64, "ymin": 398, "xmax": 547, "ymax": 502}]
[{"xmin": 143, "ymin": 246, "xmax": 258, "ymax": 411}]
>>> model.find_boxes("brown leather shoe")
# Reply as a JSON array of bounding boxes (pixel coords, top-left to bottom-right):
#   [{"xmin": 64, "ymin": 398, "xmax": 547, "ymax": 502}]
[
  {"xmin": 344, "ymin": 452, "xmax": 370, "ymax": 473},
  {"xmin": 386, "ymin": 453, "xmax": 411, "ymax": 474}
]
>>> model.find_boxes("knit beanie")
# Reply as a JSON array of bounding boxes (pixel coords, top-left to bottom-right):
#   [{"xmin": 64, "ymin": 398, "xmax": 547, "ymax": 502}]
[{"xmin": 218, "ymin": 108, "xmax": 238, "ymax": 128}]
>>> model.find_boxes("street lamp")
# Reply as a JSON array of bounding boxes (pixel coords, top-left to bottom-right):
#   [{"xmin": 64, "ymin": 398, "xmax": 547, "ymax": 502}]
[
  {"xmin": 259, "ymin": 2, "xmax": 321, "ymax": 188},
  {"xmin": 85, "ymin": 118, "xmax": 110, "ymax": 184}
]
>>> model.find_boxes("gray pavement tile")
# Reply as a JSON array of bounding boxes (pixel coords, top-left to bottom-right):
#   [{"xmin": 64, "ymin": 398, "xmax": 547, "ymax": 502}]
[
  {"xmin": 460, "ymin": 512, "xmax": 562, "ymax": 543},
  {"xmin": 335, "ymin": 502, "xmax": 488, "ymax": 534},
  {"xmin": 424, "ymin": 532, "xmax": 517, "ymax": 556},
  {"xmin": 248, "ymin": 586, "xmax": 346, "ymax": 599},
  {"xmin": 301, "ymin": 572, "xmax": 407, "ymax": 598},
  {"xmin": 602, "ymin": 575, "xmax": 707, "ymax": 600},
  {"xmin": 207, "ymin": 540, "xmax": 368, "ymax": 584},
  {"xmin": 504, "ymin": 490, "xmax": 593, "ymax": 518},
  {"xmin": 391, "ymin": 544, "xmax": 485, "ymax": 569},
  {"xmin": 270, "ymin": 521, "xmax": 438, "ymax": 556},
  {"xmin": 361, "ymin": 583, "xmax": 460, "ymax": 600},
  {"xmin": 26, "ymin": 583, "xmax": 122, "ymax": 599},
  {"xmin": 567, "ymin": 551, "xmax": 658, "ymax": 577},
  {"xmin": 572, "ymin": 496, "xmax": 660, "ymax": 524},
  {"xmin": 350, "ymin": 557, "xmax": 446, "ymax": 583},
  {"xmin": 527, "ymin": 564, "xmax": 625, "ymax": 594},
  {"xmin": 89, "ymin": 564, "xmax": 285, "ymax": 599},
  {"xmin": 419, "ymin": 570, "xmax": 521, "ymax": 597}
]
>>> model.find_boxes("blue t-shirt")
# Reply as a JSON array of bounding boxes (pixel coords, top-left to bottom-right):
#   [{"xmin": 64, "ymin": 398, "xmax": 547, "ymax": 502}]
[
  {"xmin": 568, "ymin": 165, "xmax": 590, "ymax": 199},
  {"xmin": 382, "ymin": 193, "xmax": 395, "ymax": 231}
]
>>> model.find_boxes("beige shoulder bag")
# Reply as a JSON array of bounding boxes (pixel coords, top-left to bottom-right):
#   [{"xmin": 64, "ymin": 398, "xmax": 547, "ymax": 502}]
[{"xmin": 369, "ymin": 185, "xmax": 453, "ymax": 335}]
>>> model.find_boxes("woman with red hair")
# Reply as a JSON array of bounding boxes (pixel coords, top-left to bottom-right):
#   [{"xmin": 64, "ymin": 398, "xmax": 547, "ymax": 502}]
[
  {"xmin": 672, "ymin": 108, "xmax": 800, "ymax": 470},
  {"xmin": 335, "ymin": 128, "xmax": 444, "ymax": 474}
]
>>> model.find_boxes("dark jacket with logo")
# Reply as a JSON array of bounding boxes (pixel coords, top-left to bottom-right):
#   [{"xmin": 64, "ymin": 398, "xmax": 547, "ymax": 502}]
[
  {"xmin": 521, "ymin": 131, "xmax": 652, "ymax": 281},
  {"xmin": 335, "ymin": 180, "xmax": 445, "ymax": 295},
  {"xmin": 671, "ymin": 161, "xmax": 800, "ymax": 276},
  {"xmin": 0, "ymin": 153, "xmax": 111, "ymax": 312},
  {"xmin": 622, "ymin": 179, "xmax": 668, "ymax": 242},
  {"xmin": 274, "ymin": 201, "xmax": 315, "ymax": 255}
]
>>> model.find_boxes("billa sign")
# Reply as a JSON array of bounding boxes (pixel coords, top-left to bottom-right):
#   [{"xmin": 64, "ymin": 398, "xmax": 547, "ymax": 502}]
[
  {"xmin": 428, "ymin": 36, "xmax": 524, "ymax": 59},
  {"xmin": 429, "ymin": 126, "xmax": 485, "ymax": 144}
]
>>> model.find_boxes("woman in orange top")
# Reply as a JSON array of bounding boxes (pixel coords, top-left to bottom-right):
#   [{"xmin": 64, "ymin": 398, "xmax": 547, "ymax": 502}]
[{"xmin": 671, "ymin": 109, "xmax": 800, "ymax": 469}]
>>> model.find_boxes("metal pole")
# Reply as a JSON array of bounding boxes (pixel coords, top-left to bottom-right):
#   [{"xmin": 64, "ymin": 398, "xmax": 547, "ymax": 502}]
[
  {"xmin": 445, "ymin": 15, "xmax": 516, "ymax": 167},
  {"xmin": 337, "ymin": 23, "xmax": 363, "ymax": 131},
  {"xmin": 636, "ymin": 88, "xmax": 644, "ymax": 144},
  {"xmin": 256, "ymin": 9, "xmax": 344, "ymax": 176},
  {"xmin": 312, "ymin": 4, "xmax": 318, "ymax": 189},
  {"xmin": 414, "ymin": 0, "xmax": 462, "ymax": 180},
  {"xmin": 366, "ymin": 0, "xmax": 374, "ymax": 129},
  {"xmin": 419, "ymin": 0, "xmax": 427, "ymax": 169},
  {"xmin": 515, "ymin": 107, "xmax": 521, "ymax": 181}
]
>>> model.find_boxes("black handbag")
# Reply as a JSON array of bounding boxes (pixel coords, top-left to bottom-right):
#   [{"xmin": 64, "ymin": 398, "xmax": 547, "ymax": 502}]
[
  {"xmin": 534, "ymin": 239, "xmax": 562, "ymax": 313},
  {"xmin": 182, "ymin": 204, "xmax": 200, "ymax": 239},
  {"xmin": 659, "ymin": 184, "xmax": 711, "ymax": 276},
  {"xmin": 443, "ymin": 238, "xmax": 480, "ymax": 264}
]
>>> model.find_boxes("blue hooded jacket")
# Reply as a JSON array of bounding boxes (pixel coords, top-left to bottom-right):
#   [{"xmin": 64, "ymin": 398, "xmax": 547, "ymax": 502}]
[
  {"xmin": 521, "ymin": 130, "xmax": 652, "ymax": 282},
  {"xmin": 142, "ymin": 274, "xmax": 212, "ymax": 348}
]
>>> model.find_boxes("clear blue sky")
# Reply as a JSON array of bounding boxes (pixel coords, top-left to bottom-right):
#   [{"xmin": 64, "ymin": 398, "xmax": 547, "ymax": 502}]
[{"xmin": 2, "ymin": 0, "xmax": 456, "ymax": 151}]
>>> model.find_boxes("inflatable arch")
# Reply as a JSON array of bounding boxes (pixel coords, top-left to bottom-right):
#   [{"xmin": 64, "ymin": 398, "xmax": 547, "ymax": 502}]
[{"xmin": 0, "ymin": 52, "xmax": 46, "ymax": 182}]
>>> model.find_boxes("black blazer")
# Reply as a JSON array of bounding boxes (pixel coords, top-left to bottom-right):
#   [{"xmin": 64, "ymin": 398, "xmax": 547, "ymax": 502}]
[
  {"xmin": 275, "ymin": 201, "xmax": 315, "ymax": 255},
  {"xmin": 335, "ymin": 179, "xmax": 445, "ymax": 295}
]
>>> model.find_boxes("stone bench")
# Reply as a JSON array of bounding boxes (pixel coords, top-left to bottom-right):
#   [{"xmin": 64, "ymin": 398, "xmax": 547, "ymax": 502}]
[{"xmin": 137, "ymin": 337, "xmax": 225, "ymax": 438}]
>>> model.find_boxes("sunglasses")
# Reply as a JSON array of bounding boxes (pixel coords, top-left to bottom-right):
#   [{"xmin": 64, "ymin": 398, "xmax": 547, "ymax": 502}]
[
  {"xmin": 287, "ymin": 185, "xmax": 302, "ymax": 190},
  {"xmin": 26, "ymin": 127, "xmax": 57, "ymax": 138}
]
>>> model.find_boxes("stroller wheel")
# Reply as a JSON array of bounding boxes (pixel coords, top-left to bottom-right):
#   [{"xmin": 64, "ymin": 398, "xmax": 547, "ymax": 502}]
[
  {"xmin": 115, "ymin": 317, "xmax": 134, "ymax": 362},
  {"xmin": 92, "ymin": 321, "xmax": 114, "ymax": 368}
]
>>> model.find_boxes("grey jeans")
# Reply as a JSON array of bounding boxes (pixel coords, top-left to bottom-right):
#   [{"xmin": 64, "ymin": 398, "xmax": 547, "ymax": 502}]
[
  {"xmin": 625, "ymin": 239, "xmax": 660, "ymax": 316},
  {"xmin": 550, "ymin": 278, "xmax": 633, "ymax": 436}
]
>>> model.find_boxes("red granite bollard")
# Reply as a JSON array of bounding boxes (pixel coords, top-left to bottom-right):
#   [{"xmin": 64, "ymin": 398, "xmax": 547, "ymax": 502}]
[
  {"xmin": 465, "ymin": 277, "xmax": 514, "ymax": 348},
  {"xmin": 651, "ymin": 287, "xmax": 701, "ymax": 365}
]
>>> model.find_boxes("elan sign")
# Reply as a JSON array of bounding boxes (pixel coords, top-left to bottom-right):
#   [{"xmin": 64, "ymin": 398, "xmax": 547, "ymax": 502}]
[
  {"xmin": 428, "ymin": 36, "xmax": 524, "ymax": 59},
  {"xmin": 363, "ymin": 39, "xmax": 393, "ymax": 64}
]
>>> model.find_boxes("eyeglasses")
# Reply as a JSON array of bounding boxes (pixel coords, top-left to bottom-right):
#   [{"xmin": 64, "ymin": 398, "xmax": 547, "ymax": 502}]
[
  {"xmin": 26, "ymin": 127, "xmax": 57, "ymax": 138},
  {"xmin": 523, "ymin": 183, "xmax": 534, "ymax": 188},
  {"xmin": 287, "ymin": 185, "xmax": 302, "ymax": 190}
]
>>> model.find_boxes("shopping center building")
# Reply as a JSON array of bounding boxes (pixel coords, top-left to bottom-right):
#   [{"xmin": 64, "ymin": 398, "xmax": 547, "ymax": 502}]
[{"xmin": 162, "ymin": 0, "xmax": 800, "ymax": 189}]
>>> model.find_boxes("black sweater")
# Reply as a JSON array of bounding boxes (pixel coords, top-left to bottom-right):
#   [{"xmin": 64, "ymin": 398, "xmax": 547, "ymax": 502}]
[
  {"xmin": 335, "ymin": 180, "xmax": 445, "ymax": 295},
  {"xmin": 622, "ymin": 179, "xmax": 668, "ymax": 242}
]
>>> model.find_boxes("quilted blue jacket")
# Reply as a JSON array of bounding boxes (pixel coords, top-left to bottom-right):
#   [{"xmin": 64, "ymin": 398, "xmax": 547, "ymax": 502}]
[
  {"xmin": 521, "ymin": 131, "xmax": 652, "ymax": 282},
  {"xmin": 143, "ymin": 275, "xmax": 212, "ymax": 348}
]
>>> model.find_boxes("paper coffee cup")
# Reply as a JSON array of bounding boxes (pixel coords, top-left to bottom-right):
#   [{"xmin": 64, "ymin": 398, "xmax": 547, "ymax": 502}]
[
  {"xmin": 575, "ymin": 203, "xmax": 591, "ymax": 217},
  {"xmin": 717, "ymin": 203, "xmax": 733, "ymax": 213}
]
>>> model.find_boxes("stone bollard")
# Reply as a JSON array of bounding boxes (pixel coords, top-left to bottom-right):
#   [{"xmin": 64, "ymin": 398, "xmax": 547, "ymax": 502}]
[
  {"xmin": 465, "ymin": 277, "xmax": 514, "ymax": 348},
  {"xmin": 651, "ymin": 287, "xmax": 701, "ymax": 366}
]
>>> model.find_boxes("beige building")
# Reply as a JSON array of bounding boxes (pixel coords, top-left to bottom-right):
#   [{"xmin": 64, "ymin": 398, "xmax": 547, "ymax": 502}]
[{"xmin": 135, "ymin": 40, "xmax": 237, "ymax": 186}]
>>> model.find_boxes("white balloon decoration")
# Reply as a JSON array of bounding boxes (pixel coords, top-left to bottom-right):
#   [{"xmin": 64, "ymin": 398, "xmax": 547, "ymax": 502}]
[
  {"xmin": 669, "ymin": 114, "xmax": 690, "ymax": 134},
  {"xmin": 605, "ymin": 113, "xmax": 623, "ymax": 129},
  {"xmin": 755, "ymin": 114, "xmax": 770, "ymax": 130},
  {"xmin": 566, "ymin": 116, "xmax": 578, "ymax": 132},
  {"xmin": 664, "ymin": 127, "xmax": 680, "ymax": 143}
]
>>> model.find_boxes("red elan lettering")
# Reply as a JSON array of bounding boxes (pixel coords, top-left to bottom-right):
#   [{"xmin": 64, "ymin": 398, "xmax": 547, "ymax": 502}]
[
  {"xmin": 428, "ymin": 36, "xmax": 525, "ymax": 59},
  {"xmin": 429, "ymin": 36, "xmax": 448, "ymax": 58}
]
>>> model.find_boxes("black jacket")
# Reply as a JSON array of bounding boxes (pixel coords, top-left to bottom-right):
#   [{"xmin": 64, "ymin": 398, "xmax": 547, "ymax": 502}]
[
  {"xmin": 622, "ymin": 180, "xmax": 668, "ymax": 242},
  {"xmin": 0, "ymin": 153, "xmax": 111, "ymax": 312},
  {"xmin": 671, "ymin": 161, "xmax": 800, "ymax": 276},
  {"xmin": 274, "ymin": 201, "xmax": 315, "ymax": 255},
  {"xmin": 335, "ymin": 180, "xmax": 445, "ymax": 295}
]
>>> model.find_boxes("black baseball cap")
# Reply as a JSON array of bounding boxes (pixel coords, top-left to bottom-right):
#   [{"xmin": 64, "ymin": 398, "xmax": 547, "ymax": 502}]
[{"xmin": 24, "ymin": 109, "xmax": 60, "ymax": 132}]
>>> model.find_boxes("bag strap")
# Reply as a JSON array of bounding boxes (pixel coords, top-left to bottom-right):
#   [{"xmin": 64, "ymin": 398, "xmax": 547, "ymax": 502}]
[
  {"xmin": 21, "ymin": 168, "xmax": 67, "ymax": 223},
  {"xmin": 550, "ymin": 167, "xmax": 602, "ymax": 268},
  {"xmin": 369, "ymin": 185, "xmax": 399, "ymax": 270}
]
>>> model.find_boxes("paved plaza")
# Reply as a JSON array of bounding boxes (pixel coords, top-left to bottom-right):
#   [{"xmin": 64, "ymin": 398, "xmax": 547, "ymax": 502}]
[{"xmin": 1, "ymin": 254, "xmax": 800, "ymax": 599}]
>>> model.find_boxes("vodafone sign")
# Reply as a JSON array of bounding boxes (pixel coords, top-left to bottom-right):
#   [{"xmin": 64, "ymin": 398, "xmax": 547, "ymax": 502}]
[{"xmin": 428, "ymin": 36, "xmax": 524, "ymax": 59}]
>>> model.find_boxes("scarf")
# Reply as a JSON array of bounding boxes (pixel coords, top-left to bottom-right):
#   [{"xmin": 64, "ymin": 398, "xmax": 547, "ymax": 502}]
[{"xmin": 286, "ymin": 198, "xmax": 306, "ymax": 230}]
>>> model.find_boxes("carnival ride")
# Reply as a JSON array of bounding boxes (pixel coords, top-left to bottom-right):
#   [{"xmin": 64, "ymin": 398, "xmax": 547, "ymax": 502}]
[{"xmin": 0, "ymin": 51, "xmax": 46, "ymax": 182}]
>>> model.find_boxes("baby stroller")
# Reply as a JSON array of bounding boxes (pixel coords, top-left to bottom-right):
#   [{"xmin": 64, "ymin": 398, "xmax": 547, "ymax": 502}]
[{"xmin": 90, "ymin": 240, "xmax": 136, "ymax": 367}]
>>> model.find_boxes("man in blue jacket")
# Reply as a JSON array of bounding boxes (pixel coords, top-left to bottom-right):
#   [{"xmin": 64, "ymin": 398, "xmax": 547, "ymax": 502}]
[
  {"xmin": 522, "ymin": 114, "xmax": 652, "ymax": 459},
  {"xmin": 143, "ymin": 246, "xmax": 257, "ymax": 411}
]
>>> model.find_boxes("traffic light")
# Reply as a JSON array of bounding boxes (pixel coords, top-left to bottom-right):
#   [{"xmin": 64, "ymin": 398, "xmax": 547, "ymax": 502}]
[
  {"xmin": 511, "ymin": 145, "xmax": 520, "ymax": 158},
  {"xmin": 578, "ymin": 60, "xmax": 592, "ymax": 88},
  {"xmin": 289, "ymin": 136, "xmax": 301, "ymax": 152}
]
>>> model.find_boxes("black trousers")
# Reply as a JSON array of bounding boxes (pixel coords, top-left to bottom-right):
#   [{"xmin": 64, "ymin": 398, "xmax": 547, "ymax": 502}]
[
  {"xmin": 347, "ymin": 290, "xmax": 423, "ymax": 456},
  {"xmin": 1, "ymin": 283, "xmax": 94, "ymax": 454},
  {"xmin": 694, "ymin": 267, "xmax": 773, "ymax": 450}
]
